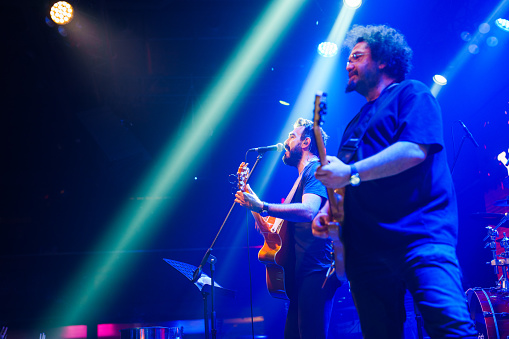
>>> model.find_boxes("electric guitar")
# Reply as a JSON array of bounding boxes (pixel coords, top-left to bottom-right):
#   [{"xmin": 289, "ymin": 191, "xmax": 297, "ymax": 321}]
[
  {"xmin": 237, "ymin": 162, "xmax": 293, "ymax": 300},
  {"xmin": 312, "ymin": 93, "xmax": 347, "ymax": 282}
]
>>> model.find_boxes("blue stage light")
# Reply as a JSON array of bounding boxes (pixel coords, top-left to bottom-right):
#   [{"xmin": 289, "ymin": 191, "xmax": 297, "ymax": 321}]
[
  {"xmin": 495, "ymin": 18, "xmax": 509, "ymax": 32},
  {"xmin": 433, "ymin": 74, "xmax": 447, "ymax": 86},
  {"xmin": 317, "ymin": 42, "xmax": 338, "ymax": 57},
  {"xmin": 343, "ymin": 0, "xmax": 362, "ymax": 9}
]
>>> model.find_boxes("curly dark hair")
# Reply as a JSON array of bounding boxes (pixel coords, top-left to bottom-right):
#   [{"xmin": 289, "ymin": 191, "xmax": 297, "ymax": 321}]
[{"xmin": 344, "ymin": 24, "xmax": 413, "ymax": 82}]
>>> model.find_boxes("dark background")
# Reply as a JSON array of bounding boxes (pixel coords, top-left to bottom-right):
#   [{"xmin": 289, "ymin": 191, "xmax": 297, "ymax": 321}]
[{"xmin": 1, "ymin": 0, "xmax": 509, "ymax": 338}]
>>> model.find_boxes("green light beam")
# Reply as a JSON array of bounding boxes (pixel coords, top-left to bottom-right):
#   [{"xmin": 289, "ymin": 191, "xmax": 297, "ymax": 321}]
[{"xmin": 46, "ymin": 0, "xmax": 308, "ymax": 326}]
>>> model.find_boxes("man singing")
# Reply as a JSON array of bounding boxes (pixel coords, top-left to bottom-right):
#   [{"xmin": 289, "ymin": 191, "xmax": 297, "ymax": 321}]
[
  {"xmin": 312, "ymin": 25, "xmax": 476, "ymax": 338},
  {"xmin": 235, "ymin": 118, "xmax": 340, "ymax": 339}
]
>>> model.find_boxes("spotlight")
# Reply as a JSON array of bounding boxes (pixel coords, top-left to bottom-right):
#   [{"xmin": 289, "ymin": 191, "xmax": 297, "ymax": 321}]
[
  {"xmin": 343, "ymin": 0, "xmax": 362, "ymax": 9},
  {"xmin": 317, "ymin": 42, "xmax": 338, "ymax": 57},
  {"xmin": 50, "ymin": 1, "xmax": 74, "ymax": 25},
  {"xmin": 478, "ymin": 23, "xmax": 490, "ymax": 34},
  {"xmin": 468, "ymin": 44, "xmax": 480, "ymax": 54},
  {"xmin": 433, "ymin": 74, "xmax": 447, "ymax": 86},
  {"xmin": 460, "ymin": 32, "xmax": 472, "ymax": 42},
  {"xmin": 486, "ymin": 36, "xmax": 499, "ymax": 47},
  {"xmin": 279, "ymin": 100, "xmax": 290, "ymax": 106},
  {"xmin": 495, "ymin": 18, "xmax": 509, "ymax": 32}
]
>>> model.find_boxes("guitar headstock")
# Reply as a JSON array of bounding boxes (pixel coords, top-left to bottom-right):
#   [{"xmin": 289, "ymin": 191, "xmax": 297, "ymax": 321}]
[
  {"xmin": 237, "ymin": 162, "xmax": 250, "ymax": 192},
  {"xmin": 313, "ymin": 92, "xmax": 327, "ymax": 127}
]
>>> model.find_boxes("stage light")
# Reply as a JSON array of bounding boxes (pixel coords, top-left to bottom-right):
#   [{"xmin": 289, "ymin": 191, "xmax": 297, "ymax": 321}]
[
  {"xmin": 343, "ymin": 0, "xmax": 362, "ymax": 9},
  {"xmin": 487, "ymin": 36, "xmax": 499, "ymax": 46},
  {"xmin": 479, "ymin": 23, "xmax": 491, "ymax": 34},
  {"xmin": 279, "ymin": 100, "xmax": 290, "ymax": 106},
  {"xmin": 495, "ymin": 18, "xmax": 509, "ymax": 32},
  {"xmin": 317, "ymin": 42, "xmax": 338, "ymax": 57},
  {"xmin": 50, "ymin": 1, "xmax": 74, "ymax": 25},
  {"xmin": 460, "ymin": 32, "xmax": 472, "ymax": 41},
  {"xmin": 468, "ymin": 44, "xmax": 480, "ymax": 54},
  {"xmin": 433, "ymin": 74, "xmax": 447, "ymax": 86}
]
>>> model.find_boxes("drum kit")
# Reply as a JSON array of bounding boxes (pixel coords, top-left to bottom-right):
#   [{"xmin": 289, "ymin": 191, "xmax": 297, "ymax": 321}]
[{"xmin": 466, "ymin": 196, "xmax": 509, "ymax": 339}]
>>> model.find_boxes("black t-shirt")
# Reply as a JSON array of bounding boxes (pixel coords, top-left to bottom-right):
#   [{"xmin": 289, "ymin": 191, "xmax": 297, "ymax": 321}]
[
  {"xmin": 340, "ymin": 80, "xmax": 458, "ymax": 254},
  {"xmin": 289, "ymin": 161, "xmax": 332, "ymax": 278}
]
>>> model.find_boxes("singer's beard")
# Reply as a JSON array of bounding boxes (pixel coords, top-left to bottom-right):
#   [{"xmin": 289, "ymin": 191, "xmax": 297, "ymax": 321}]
[{"xmin": 282, "ymin": 144, "xmax": 303, "ymax": 167}]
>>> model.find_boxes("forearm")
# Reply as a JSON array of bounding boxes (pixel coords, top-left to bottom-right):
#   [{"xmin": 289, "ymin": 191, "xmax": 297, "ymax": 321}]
[
  {"xmin": 263, "ymin": 202, "xmax": 318, "ymax": 223},
  {"xmin": 354, "ymin": 141, "xmax": 428, "ymax": 182}
]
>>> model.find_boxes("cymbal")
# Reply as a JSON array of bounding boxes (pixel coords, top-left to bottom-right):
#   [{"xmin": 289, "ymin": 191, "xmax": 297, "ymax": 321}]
[
  {"xmin": 494, "ymin": 197, "xmax": 509, "ymax": 207},
  {"xmin": 470, "ymin": 212, "xmax": 505, "ymax": 222}
]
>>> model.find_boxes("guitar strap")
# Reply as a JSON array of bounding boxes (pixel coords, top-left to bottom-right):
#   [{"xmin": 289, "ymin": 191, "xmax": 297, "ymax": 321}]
[
  {"xmin": 337, "ymin": 83, "xmax": 399, "ymax": 163},
  {"xmin": 270, "ymin": 159, "xmax": 318, "ymax": 233}
]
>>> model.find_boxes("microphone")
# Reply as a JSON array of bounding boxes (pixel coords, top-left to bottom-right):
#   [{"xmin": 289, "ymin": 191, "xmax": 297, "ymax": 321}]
[
  {"xmin": 248, "ymin": 143, "xmax": 284, "ymax": 153},
  {"xmin": 458, "ymin": 120, "xmax": 479, "ymax": 148}
]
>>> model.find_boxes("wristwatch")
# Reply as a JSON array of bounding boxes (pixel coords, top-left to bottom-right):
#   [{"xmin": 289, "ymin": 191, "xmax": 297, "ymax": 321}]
[
  {"xmin": 349, "ymin": 164, "xmax": 361, "ymax": 186},
  {"xmin": 260, "ymin": 202, "xmax": 269, "ymax": 216}
]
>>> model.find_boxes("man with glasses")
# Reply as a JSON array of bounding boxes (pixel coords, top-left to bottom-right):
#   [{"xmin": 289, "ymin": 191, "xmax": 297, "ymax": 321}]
[{"xmin": 311, "ymin": 24, "xmax": 476, "ymax": 338}]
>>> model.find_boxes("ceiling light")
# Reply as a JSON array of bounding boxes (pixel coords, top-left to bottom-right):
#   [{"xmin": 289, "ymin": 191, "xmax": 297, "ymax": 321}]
[
  {"xmin": 343, "ymin": 0, "xmax": 362, "ymax": 9},
  {"xmin": 50, "ymin": 1, "xmax": 74, "ymax": 25},
  {"xmin": 433, "ymin": 74, "xmax": 447, "ymax": 86},
  {"xmin": 495, "ymin": 18, "xmax": 509, "ymax": 32},
  {"xmin": 317, "ymin": 42, "xmax": 338, "ymax": 57}
]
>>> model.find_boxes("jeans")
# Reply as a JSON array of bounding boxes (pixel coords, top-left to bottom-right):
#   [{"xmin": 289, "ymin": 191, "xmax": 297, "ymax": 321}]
[
  {"xmin": 284, "ymin": 270, "xmax": 340, "ymax": 339},
  {"xmin": 346, "ymin": 243, "xmax": 476, "ymax": 338}
]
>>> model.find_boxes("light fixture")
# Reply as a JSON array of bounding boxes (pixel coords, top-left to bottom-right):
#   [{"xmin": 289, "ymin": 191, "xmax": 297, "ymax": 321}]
[
  {"xmin": 343, "ymin": 0, "xmax": 362, "ymax": 9},
  {"xmin": 495, "ymin": 18, "xmax": 509, "ymax": 32},
  {"xmin": 50, "ymin": 1, "xmax": 74, "ymax": 25},
  {"xmin": 478, "ymin": 23, "xmax": 490, "ymax": 34},
  {"xmin": 433, "ymin": 74, "xmax": 447, "ymax": 86},
  {"xmin": 486, "ymin": 36, "xmax": 499, "ymax": 47},
  {"xmin": 317, "ymin": 42, "xmax": 338, "ymax": 57},
  {"xmin": 468, "ymin": 44, "xmax": 480, "ymax": 54}
]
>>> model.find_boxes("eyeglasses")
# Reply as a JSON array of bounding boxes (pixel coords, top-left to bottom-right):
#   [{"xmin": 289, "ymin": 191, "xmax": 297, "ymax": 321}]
[{"xmin": 347, "ymin": 52, "xmax": 370, "ymax": 66}]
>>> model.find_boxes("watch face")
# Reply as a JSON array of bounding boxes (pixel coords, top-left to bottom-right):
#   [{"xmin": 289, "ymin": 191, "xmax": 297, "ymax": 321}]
[{"xmin": 350, "ymin": 174, "xmax": 360, "ymax": 186}]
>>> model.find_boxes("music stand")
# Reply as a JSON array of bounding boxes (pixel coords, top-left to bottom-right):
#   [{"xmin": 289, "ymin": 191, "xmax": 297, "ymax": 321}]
[{"xmin": 164, "ymin": 258, "xmax": 235, "ymax": 339}]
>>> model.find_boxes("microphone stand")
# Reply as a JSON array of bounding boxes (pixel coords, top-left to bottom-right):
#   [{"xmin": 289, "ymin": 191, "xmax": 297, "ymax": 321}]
[
  {"xmin": 450, "ymin": 135, "xmax": 467, "ymax": 175},
  {"xmin": 192, "ymin": 152, "xmax": 265, "ymax": 339}
]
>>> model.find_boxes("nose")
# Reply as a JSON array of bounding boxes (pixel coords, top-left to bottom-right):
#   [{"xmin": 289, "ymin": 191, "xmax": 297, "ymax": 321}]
[{"xmin": 346, "ymin": 62, "xmax": 354, "ymax": 71}]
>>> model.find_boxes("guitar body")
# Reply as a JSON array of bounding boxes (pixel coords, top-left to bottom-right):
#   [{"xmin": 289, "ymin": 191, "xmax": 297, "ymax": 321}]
[{"xmin": 257, "ymin": 218, "xmax": 294, "ymax": 300}]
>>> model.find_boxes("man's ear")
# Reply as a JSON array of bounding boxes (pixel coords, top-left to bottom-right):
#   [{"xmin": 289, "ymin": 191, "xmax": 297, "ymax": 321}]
[{"xmin": 302, "ymin": 137, "xmax": 311, "ymax": 150}]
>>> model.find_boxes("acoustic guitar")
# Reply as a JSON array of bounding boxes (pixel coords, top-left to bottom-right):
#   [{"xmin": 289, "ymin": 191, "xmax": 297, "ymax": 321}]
[
  {"xmin": 312, "ymin": 93, "xmax": 347, "ymax": 282},
  {"xmin": 237, "ymin": 162, "xmax": 293, "ymax": 300}
]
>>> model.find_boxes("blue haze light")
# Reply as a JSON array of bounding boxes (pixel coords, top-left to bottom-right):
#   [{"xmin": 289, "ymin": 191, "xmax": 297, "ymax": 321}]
[
  {"xmin": 317, "ymin": 42, "xmax": 338, "ymax": 57},
  {"xmin": 495, "ymin": 18, "xmax": 509, "ymax": 32}
]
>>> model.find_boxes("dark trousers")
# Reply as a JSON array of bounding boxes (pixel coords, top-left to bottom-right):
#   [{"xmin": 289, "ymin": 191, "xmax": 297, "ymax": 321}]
[
  {"xmin": 347, "ymin": 243, "xmax": 476, "ymax": 338},
  {"xmin": 284, "ymin": 270, "xmax": 340, "ymax": 339}
]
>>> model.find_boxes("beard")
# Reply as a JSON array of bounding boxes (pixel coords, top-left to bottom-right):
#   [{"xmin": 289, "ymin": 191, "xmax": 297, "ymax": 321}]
[
  {"xmin": 345, "ymin": 65, "xmax": 381, "ymax": 96},
  {"xmin": 282, "ymin": 143, "xmax": 303, "ymax": 167},
  {"xmin": 345, "ymin": 78, "xmax": 356, "ymax": 93}
]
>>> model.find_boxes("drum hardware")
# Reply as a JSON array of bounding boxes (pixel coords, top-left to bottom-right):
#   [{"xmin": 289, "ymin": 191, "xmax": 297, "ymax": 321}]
[
  {"xmin": 483, "ymin": 215, "xmax": 509, "ymax": 290},
  {"xmin": 494, "ymin": 196, "xmax": 509, "ymax": 207},
  {"xmin": 473, "ymin": 213, "xmax": 506, "ymax": 224}
]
